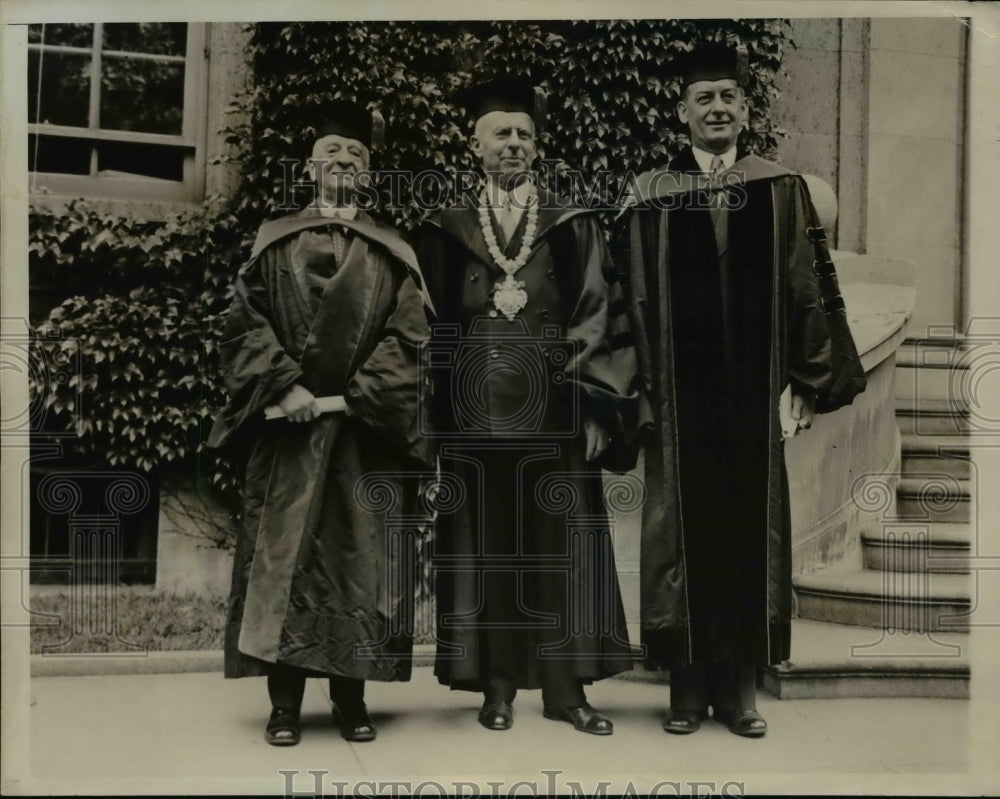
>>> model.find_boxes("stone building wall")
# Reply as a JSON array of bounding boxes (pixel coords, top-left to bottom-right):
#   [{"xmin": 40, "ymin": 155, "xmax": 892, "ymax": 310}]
[{"xmin": 773, "ymin": 17, "xmax": 968, "ymax": 336}]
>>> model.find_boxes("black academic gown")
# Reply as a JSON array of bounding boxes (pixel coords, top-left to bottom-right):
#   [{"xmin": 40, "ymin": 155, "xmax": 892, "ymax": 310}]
[
  {"xmin": 208, "ymin": 210, "xmax": 435, "ymax": 682},
  {"xmin": 415, "ymin": 188, "xmax": 640, "ymax": 693},
  {"xmin": 612, "ymin": 151, "xmax": 865, "ymax": 667}
]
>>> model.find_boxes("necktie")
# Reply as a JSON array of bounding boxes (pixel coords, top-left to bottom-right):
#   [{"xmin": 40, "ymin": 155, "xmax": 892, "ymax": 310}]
[
  {"xmin": 708, "ymin": 154, "xmax": 731, "ymax": 367},
  {"xmin": 500, "ymin": 193, "xmax": 520, "ymax": 243},
  {"xmin": 710, "ymin": 155, "xmax": 725, "ymax": 207},
  {"xmin": 708, "ymin": 155, "xmax": 728, "ymax": 253},
  {"xmin": 330, "ymin": 227, "xmax": 349, "ymax": 266}
]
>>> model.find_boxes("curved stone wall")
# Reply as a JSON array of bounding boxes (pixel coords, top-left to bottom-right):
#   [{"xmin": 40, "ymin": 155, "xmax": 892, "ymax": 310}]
[
  {"xmin": 786, "ymin": 341, "xmax": 899, "ymax": 574},
  {"xmin": 786, "ymin": 261, "xmax": 916, "ymax": 574}
]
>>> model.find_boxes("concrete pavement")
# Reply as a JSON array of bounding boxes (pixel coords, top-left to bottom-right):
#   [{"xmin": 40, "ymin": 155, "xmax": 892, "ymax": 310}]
[{"xmin": 19, "ymin": 665, "xmax": 975, "ymax": 796}]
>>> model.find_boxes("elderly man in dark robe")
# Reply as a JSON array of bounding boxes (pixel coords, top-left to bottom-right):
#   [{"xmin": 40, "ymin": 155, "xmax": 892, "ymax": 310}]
[
  {"xmin": 208, "ymin": 101, "xmax": 434, "ymax": 746},
  {"xmin": 416, "ymin": 79, "xmax": 640, "ymax": 736},
  {"xmin": 613, "ymin": 44, "xmax": 865, "ymax": 737}
]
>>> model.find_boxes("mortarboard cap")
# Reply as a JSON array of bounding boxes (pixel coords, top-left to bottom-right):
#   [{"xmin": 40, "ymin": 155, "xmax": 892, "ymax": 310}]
[
  {"xmin": 679, "ymin": 43, "xmax": 750, "ymax": 90},
  {"xmin": 457, "ymin": 78, "xmax": 547, "ymax": 130},
  {"xmin": 313, "ymin": 99, "xmax": 385, "ymax": 149}
]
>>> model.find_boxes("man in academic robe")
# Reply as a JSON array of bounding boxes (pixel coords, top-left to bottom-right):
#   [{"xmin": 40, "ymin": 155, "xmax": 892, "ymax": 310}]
[
  {"xmin": 415, "ymin": 78, "xmax": 640, "ymax": 736},
  {"xmin": 612, "ymin": 44, "xmax": 866, "ymax": 737},
  {"xmin": 208, "ymin": 100, "xmax": 434, "ymax": 746}
]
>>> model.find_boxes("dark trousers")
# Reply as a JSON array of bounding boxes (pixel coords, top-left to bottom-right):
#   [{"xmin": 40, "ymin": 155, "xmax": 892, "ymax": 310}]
[
  {"xmin": 487, "ymin": 660, "xmax": 587, "ymax": 708},
  {"xmin": 267, "ymin": 662, "xmax": 365, "ymax": 713},
  {"xmin": 669, "ymin": 662, "xmax": 757, "ymax": 713}
]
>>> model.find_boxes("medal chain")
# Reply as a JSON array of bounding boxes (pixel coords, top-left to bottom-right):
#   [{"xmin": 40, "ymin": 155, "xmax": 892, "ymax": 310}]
[{"xmin": 478, "ymin": 185, "xmax": 539, "ymax": 277}]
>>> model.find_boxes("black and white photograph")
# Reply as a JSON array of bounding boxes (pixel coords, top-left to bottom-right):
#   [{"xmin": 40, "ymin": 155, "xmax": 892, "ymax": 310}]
[{"xmin": 2, "ymin": 1, "xmax": 999, "ymax": 795}]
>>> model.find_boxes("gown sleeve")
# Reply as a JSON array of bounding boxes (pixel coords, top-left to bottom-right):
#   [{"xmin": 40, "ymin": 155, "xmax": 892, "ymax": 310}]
[
  {"xmin": 609, "ymin": 207, "xmax": 657, "ymax": 442},
  {"xmin": 344, "ymin": 268, "xmax": 435, "ymax": 467},
  {"xmin": 785, "ymin": 176, "xmax": 866, "ymax": 411},
  {"xmin": 562, "ymin": 214, "xmax": 641, "ymax": 473},
  {"xmin": 206, "ymin": 247, "xmax": 304, "ymax": 449}
]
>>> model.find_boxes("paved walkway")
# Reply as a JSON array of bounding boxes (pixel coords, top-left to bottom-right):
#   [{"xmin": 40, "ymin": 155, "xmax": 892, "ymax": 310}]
[{"xmin": 19, "ymin": 666, "xmax": 981, "ymax": 796}]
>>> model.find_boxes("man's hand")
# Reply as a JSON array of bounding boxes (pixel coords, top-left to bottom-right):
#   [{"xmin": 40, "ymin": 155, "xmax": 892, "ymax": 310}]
[
  {"xmin": 779, "ymin": 384, "xmax": 815, "ymax": 439},
  {"xmin": 279, "ymin": 384, "xmax": 320, "ymax": 423},
  {"xmin": 584, "ymin": 416, "xmax": 612, "ymax": 462},
  {"xmin": 792, "ymin": 390, "xmax": 816, "ymax": 433}
]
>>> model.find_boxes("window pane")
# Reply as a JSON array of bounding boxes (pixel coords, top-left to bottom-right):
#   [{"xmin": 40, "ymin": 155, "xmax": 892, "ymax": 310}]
[
  {"xmin": 100, "ymin": 56, "xmax": 184, "ymax": 134},
  {"xmin": 39, "ymin": 23, "xmax": 95, "ymax": 48},
  {"xmin": 97, "ymin": 140, "xmax": 185, "ymax": 181},
  {"xmin": 29, "ymin": 134, "xmax": 92, "ymax": 175},
  {"xmin": 103, "ymin": 23, "xmax": 186, "ymax": 56},
  {"xmin": 28, "ymin": 25, "xmax": 42, "ymax": 44},
  {"xmin": 28, "ymin": 50, "xmax": 91, "ymax": 127}
]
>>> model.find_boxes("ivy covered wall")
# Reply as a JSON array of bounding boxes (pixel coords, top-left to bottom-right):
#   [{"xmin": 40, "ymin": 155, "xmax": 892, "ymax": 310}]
[
  {"xmin": 231, "ymin": 19, "xmax": 788, "ymax": 229},
  {"xmin": 29, "ymin": 19, "xmax": 792, "ymax": 520}
]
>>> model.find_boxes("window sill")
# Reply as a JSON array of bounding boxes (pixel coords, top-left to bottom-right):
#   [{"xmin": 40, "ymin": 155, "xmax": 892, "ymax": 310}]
[{"xmin": 28, "ymin": 191, "xmax": 201, "ymax": 221}]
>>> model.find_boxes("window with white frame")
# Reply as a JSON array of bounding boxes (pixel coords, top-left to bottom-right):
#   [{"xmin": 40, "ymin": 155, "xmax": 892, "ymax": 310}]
[{"xmin": 28, "ymin": 22, "xmax": 207, "ymax": 202}]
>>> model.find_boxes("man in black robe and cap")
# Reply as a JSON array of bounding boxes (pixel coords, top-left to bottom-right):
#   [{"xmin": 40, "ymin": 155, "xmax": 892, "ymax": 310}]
[
  {"xmin": 613, "ymin": 44, "xmax": 866, "ymax": 737},
  {"xmin": 416, "ymin": 78, "xmax": 639, "ymax": 735},
  {"xmin": 209, "ymin": 101, "xmax": 434, "ymax": 746}
]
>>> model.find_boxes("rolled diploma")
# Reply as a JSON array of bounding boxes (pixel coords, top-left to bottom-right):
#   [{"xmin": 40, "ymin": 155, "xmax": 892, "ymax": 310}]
[{"xmin": 264, "ymin": 395, "xmax": 347, "ymax": 420}]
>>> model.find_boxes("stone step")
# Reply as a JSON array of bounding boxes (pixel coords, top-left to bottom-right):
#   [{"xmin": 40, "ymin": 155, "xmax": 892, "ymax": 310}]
[
  {"xmin": 794, "ymin": 568, "xmax": 970, "ymax": 632},
  {"xmin": 900, "ymin": 432, "xmax": 971, "ymax": 478},
  {"xmin": 894, "ymin": 339, "xmax": 968, "ymax": 402},
  {"xmin": 897, "ymin": 414, "xmax": 969, "ymax": 436},
  {"xmin": 901, "ymin": 431, "xmax": 970, "ymax": 458},
  {"xmin": 896, "ymin": 475, "xmax": 970, "ymax": 523},
  {"xmin": 895, "ymin": 338, "xmax": 968, "ymax": 368},
  {"xmin": 861, "ymin": 523, "xmax": 970, "ymax": 574},
  {"xmin": 895, "ymin": 400, "xmax": 971, "ymax": 435},
  {"xmin": 901, "ymin": 453, "xmax": 971, "ymax": 479},
  {"xmin": 895, "ymin": 394, "xmax": 968, "ymax": 413},
  {"xmin": 895, "ymin": 363, "xmax": 965, "ymax": 403},
  {"xmin": 760, "ymin": 619, "xmax": 969, "ymax": 699}
]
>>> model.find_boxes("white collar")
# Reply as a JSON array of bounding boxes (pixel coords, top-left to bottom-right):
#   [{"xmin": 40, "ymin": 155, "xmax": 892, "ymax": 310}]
[
  {"xmin": 692, "ymin": 145, "xmax": 738, "ymax": 173},
  {"xmin": 318, "ymin": 205, "xmax": 358, "ymax": 221},
  {"xmin": 484, "ymin": 176, "xmax": 535, "ymax": 212}
]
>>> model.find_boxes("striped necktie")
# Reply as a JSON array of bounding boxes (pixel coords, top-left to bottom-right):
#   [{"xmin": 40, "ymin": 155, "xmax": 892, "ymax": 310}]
[
  {"xmin": 708, "ymin": 154, "xmax": 730, "ymax": 363},
  {"xmin": 708, "ymin": 156, "xmax": 728, "ymax": 248},
  {"xmin": 710, "ymin": 155, "xmax": 725, "ymax": 207},
  {"xmin": 330, "ymin": 227, "xmax": 349, "ymax": 266}
]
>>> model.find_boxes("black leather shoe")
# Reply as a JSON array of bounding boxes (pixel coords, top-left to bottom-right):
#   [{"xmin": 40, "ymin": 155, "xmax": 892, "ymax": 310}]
[
  {"xmin": 714, "ymin": 708, "xmax": 767, "ymax": 738},
  {"xmin": 662, "ymin": 708, "xmax": 709, "ymax": 735},
  {"xmin": 542, "ymin": 703, "xmax": 613, "ymax": 736},
  {"xmin": 265, "ymin": 707, "xmax": 301, "ymax": 746},
  {"xmin": 478, "ymin": 700, "xmax": 513, "ymax": 731},
  {"xmin": 334, "ymin": 702, "xmax": 377, "ymax": 742}
]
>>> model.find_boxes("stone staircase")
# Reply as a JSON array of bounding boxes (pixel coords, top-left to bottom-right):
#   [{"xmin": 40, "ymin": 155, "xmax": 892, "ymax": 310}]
[{"xmin": 763, "ymin": 348, "xmax": 972, "ymax": 699}]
